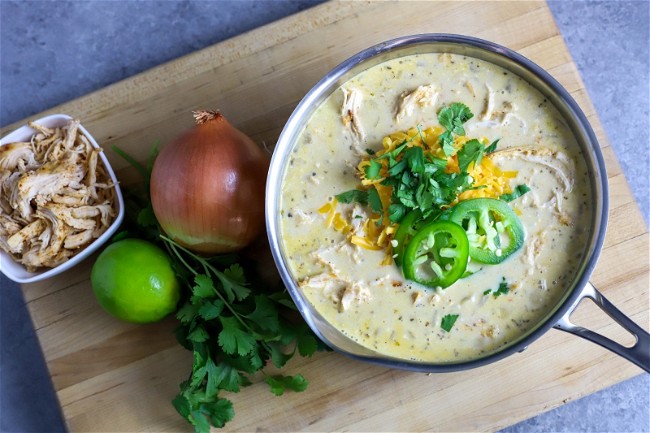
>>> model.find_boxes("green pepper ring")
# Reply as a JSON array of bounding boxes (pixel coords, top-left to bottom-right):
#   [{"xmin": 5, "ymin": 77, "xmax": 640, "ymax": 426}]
[
  {"xmin": 449, "ymin": 198, "xmax": 525, "ymax": 264},
  {"xmin": 402, "ymin": 220, "xmax": 469, "ymax": 289},
  {"xmin": 392, "ymin": 208, "xmax": 453, "ymax": 266},
  {"xmin": 392, "ymin": 210, "xmax": 422, "ymax": 266}
]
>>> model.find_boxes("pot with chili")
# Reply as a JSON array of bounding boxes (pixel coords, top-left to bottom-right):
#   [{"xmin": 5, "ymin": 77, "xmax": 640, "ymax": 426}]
[{"xmin": 266, "ymin": 34, "xmax": 649, "ymax": 372}]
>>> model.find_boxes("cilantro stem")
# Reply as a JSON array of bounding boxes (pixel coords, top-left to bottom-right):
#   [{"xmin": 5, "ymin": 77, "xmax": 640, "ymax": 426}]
[
  {"xmin": 111, "ymin": 145, "xmax": 151, "ymax": 187},
  {"xmin": 160, "ymin": 235, "xmax": 263, "ymax": 340},
  {"xmin": 416, "ymin": 125, "xmax": 428, "ymax": 147},
  {"xmin": 165, "ymin": 241, "xmax": 199, "ymax": 276}
]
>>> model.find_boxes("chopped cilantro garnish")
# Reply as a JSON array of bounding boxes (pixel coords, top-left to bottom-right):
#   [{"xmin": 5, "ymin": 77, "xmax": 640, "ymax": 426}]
[
  {"xmin": 441, "ymin": 314, "xmax": 459, "ymax": 332},
  {"xmin": 457, "ymin": 139, "xmax": 485, "ymax": 173},
  {"xmin": 485, "ymin": 138, "xmax": 500, "ymax": 154},
  {"xmin": 335, "ymin": 187, "xmax": 382, "ymax": 215},
  {"xmin": 388, "ymin": 202, "xmax": 408, "ymax": 222},
  {"xmin": 364, "ymin": 159, "xmax": 382, "ymax": 179},
  {"xmin": 500, "ymin": 184, "xmax": 531, "ymax": 202},
  {"xmin": 438, "ymin": 102, "xmax": 473, "ymax": 136},
  {"xmin": 439, "ymin": 130, "xmax": 456, "ymax": 157},
  {"xmin": 367, "ymin": 187, "xmax": 383, "ymax": 214},
  {"xmin": 484, "ymin": 277, "xmax": 510, "ymax": 298},
  {"xmin": 437, "ymin": 103, "xmax": 474, "ymax": 156},
  {"xmin": 331, "ymin": 103, "xmax": 520, "ymax": 247},
  {"xmin": 336, "ymin": 189, "xmax": 369, "ymax": 206}
]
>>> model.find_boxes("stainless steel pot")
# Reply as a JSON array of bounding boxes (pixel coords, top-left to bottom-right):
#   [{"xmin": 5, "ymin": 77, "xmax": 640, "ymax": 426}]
[{"xmin": 266, "ymin": 34, "xmax": 649, "ymax": 373}]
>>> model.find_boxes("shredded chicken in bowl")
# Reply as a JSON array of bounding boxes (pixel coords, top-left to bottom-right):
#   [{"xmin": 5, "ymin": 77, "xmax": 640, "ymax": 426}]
[{"xmin": 0, "ymin": 119, "xmax": 116, "ymax": 271}]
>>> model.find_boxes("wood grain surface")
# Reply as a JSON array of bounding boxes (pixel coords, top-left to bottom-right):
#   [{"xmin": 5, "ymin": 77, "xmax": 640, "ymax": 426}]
[{"xmin": 3, "ymin": 1, "xmax": 648, "ymax": 432}]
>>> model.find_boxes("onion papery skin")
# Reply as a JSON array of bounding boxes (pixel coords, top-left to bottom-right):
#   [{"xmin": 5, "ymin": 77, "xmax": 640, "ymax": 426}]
[{"xmin": 150, "ymin": 112, "xmax": 269, "ymax": 254}]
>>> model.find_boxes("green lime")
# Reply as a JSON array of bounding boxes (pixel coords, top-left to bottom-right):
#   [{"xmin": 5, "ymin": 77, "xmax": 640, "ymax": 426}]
[{"xmin": 91, "ymin": 238, "xmax": 180, "ymax": 323}]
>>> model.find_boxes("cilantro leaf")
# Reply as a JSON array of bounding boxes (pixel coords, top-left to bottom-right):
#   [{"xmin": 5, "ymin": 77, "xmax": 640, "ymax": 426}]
[
  {"xmin": 297, "ymin": 334, "xmax": 319, "ymax": 357},
  {"xmin": 439, "ymin": 130, "xmax": 455, "ymax": 157},
  {"xmin": 136, "ymin": 205, "xmax": 158, "ymax": 228},
  {"xmin": 438, "ymin": 102, "xmax": 473, "ymax": 136},
  {"xmin": 246, "ymin": 295, "xmax": 280, "ymax": 332},
  {"xmin": 268, "ymin": 342, "xmax": 293, "ymax": 368},
  {"xmin": 248, "ymin": 348, "xmax": 264, "ymax": 371},
  {"xmin": 204, "ymin": 398, "xmax": 235, "ymax": 429},
  {"xmin": 388, "ymin": 141, "xmax": 409, "ymax": 158},
  {"xmin": 500, "ymin": 184, "xmax": 531, "ymax": 202},
  {"xmin": 367, "ymin": 187, "xmax": 383, "ymax": 214},
  {"xmin": 188, "ymin": 326, "xmax": 210, "ymax": 343},
  {"xmin": 265, "ymin": 374, "xmax": 309, "ymax": 396},
  {"xmin": 484, "ymin": 278, "xmax": 510, "ymax": 298},
  {"xmin": 172, "ymin": 391, "xmax": 192, "ymax": 419},
  {"xmin": 177, "ymin": 302, "xmax": 199, "ymax": 324},
  {"xmin": 364, "ymin": 159, "xmax": 382, "ymax": 179},
  {"xmin": 218, "ymin": 316, "xmax": 256, "ymax": 356},
  {"xmin": 405, "ymin": 146, "xmax": 425, "ymax": 174},
  {"xmin": 191, "ymin": 409, "xmax": 212, "ymax": 433},
  {"xmin": 485, "ymin": 138, "xmax": 499, "ymax": 154},
  {"xmin": 224, "ymin": 263, "xmax": 245, "ymax": 284},
  {"xmin": 198, "ymin": 300, "xmax": 224, "ymax": 321},
  {"xmin": 441, "ymin": 314, "xmax": 459, "ymax": 332},
  {"xmin": 494, "ymin": 278, "xmax": 510, "ymax": 297},
  {"xmin": 207, "ymin": 359, "xmax": 241, "ymax": 394},
  {"xmin": 457, "ymin": 139, "xmax": 484, "ymax": 173},
  {"xmin": 192, "ymin": 274, "xmax": 215, "ymax": 301},
  {"xmin": 388, "ymin": 203, "xmax": 408, "ymax": 222},
  {"xmin": 336, "ymin": 189, "xmax": 368, "ymax": 205},
  {"xmin": 388, "ymin": 158, "xmax": 408, "ymax": 177},
  {"xmin": 215, "ymin": 267, "xmax": 250, "ymax": 303},
  {"xmin": 190, "ymin": 351, "xmax": 207, "ymax": 388},
  {"xmin": 204, "ymin": 359, "xmax": 222, "ymax": 397},
  {"xmin": 335, "ymin": 187, "xmax": 382, "ymax": 216}
]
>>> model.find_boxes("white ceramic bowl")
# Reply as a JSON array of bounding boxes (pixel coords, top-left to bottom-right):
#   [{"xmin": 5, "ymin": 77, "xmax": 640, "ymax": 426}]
[{"xmin": 0, "ymin": 114, "xmax": 124, "ymax": 283}]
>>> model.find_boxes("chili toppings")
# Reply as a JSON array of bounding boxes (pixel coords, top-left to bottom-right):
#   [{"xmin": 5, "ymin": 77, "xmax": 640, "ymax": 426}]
[
  {"xmin": 450, "ymin": 198, "xmax": 525, "ymax": 264},
  {"xmin": 324, "ymin": 102, "xmax": 531, "ymax": 322},
  {"xmin": 402, "ymin": 220, "xmax": 469, "ymax": 289}
]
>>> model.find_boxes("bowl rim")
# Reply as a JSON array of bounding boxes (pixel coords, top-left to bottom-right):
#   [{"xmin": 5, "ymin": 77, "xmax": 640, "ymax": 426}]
[
  {"xmin": 266, "ymin": 33, "xmax": 609, "ymax": 372},
  {"xmin": 0, "ymin": 113, "xmax": 125, "ymax": 283}
]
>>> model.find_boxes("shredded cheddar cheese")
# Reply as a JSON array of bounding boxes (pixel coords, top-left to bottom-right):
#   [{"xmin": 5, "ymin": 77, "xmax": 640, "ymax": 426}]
[{"xmin": 458, "ymin": 155, "xmax": 516, "ymax": 201}]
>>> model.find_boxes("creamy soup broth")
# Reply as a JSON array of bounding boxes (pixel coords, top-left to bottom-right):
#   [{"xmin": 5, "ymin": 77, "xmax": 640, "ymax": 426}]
[{"xmin": 279, "ymin": 53, "xmax": 592, "ymax": 362}]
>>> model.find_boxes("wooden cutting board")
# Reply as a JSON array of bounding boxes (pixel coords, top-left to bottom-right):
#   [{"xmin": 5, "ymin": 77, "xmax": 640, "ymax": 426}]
[{"xmin": 3, "ymin": 1, "xmax": 648, "ymax": 431}]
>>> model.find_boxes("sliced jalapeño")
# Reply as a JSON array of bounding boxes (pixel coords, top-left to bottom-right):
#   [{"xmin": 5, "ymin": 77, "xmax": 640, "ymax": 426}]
[
  {"xmin": 402, "ymin": 220, "xmax": 469, "ymax": 289},
  {"xmin": 449, "ymin": 198, "xmax": 524, "ymax": 264}
]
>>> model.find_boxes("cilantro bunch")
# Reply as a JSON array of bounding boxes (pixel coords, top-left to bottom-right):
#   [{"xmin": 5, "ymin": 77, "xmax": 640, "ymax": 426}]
[
  {"xmin": 113, "ymin": 145, "xmax": 324, "ymax": 433},
  {"xmin": 166, "ymin": 237, "xmax": 320, "ymax": 431}
]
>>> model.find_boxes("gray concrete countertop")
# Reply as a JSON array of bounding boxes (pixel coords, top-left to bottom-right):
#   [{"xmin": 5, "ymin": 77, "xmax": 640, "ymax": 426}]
[{"xmin": 1, "ymin": 1, "xmax": 648, "ymax": 432}]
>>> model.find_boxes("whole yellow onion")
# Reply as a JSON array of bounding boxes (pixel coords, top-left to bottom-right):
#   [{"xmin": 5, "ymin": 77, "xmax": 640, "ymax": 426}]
[{"xmin": 150, "ymin": 110, "xmax": 268, "ymax": 254}]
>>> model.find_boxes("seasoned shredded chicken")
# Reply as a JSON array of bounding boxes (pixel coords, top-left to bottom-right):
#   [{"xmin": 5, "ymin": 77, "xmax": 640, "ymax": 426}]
[
  {"xmin": 491, "ymin": 145, "xmax": 575, "ymax": 224},
  {"xmin": 469, "ymin": 90, "xmax": 527, "ymax": 132},
  {"xmin": 339, "ymin": 282, "xmax": 372, "ymax": 312},
  {"xmin": 341, "ymin": 87, "xmax": 366, "ymax": 152},
  {"xmin": 395, "ymin": 84, "xmax": 438, "ymax": 123},
  {"xmin": 289, "ymin": 207, "xmax": 315, "ymax": 225},
  {"xmin": 522, "ymin": 229, "xmax": 547, "ymax": 276},
  {"xmin": 481, "ymin": 83, "xmax": 496, "ymax": 121},
  {"xmin": 299, "ymin": 272, "xmax": 373, "ymax": 312},
  {"xmin": 0, "ymin": 120, "xmax": 116, "ymax": 271}
]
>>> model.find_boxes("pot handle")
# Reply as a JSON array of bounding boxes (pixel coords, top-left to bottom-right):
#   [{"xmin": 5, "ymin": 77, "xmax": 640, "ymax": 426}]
[{"xmin": 554, "ymin": 282, "xmax": 649, "ymax": 373}]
